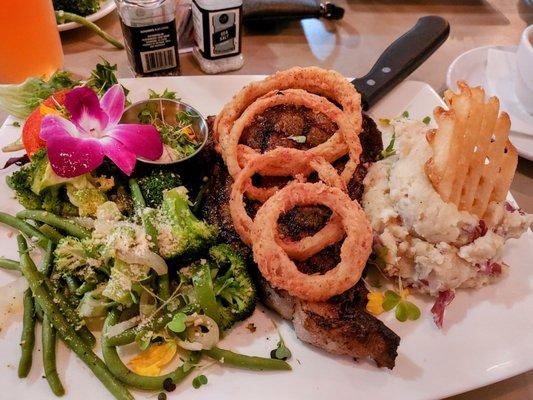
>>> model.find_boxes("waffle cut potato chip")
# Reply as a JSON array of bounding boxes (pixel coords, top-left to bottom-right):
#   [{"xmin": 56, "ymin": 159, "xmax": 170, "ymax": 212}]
[{"xmin": 425, "ymin": 81, "xmax": 518, "ymax": 218}]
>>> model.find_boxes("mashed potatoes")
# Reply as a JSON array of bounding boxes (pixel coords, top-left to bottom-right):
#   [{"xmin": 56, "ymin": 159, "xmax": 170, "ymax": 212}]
[{"xmin": 363, "ymin": 119, "xmax": 531, "ymax": 297}]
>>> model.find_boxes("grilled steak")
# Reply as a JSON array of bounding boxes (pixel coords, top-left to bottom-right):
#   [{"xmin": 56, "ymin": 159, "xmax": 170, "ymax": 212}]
[{"xmin": 198, "ymin": 111, "xmax": 400, "ymax": 369}]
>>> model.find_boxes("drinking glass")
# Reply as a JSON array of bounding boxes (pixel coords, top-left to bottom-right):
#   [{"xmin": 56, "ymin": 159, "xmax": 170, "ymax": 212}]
[{"xmin": 0, "ymin": 0, "xmax": 64, "ymax": 83}]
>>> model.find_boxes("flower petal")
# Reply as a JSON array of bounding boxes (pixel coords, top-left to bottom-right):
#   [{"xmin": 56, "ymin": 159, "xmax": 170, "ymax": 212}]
[
  {"xmin": 40, "ymin": 114, "xmax": 82, "ymax": 141},
  {"xmin": 45, "ymin": 134, "xmax": 105, "ymax": 178},
  {"xmin": 100, "ymin": 137, "xmax": 137, "ymax": 176},
  {"xmin": 65, "ymin": 87, "xmax": 108, "ymax": 134},
  {"xmin": 108, "ymin": 124, "xmax": 163, "ymax": 160},
  {"xmin": 100, "ymin": 84, "xmax": 125, "ymax": 127}
]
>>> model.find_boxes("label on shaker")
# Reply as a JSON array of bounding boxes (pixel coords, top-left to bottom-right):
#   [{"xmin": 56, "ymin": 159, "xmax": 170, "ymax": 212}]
[
  {"xmin": 192, "ymin": 1, "xmax": 242, "ymax": 60},
  {"xmin": 125, "ymin": 21, "xmax": 179, "ymax": 74}
]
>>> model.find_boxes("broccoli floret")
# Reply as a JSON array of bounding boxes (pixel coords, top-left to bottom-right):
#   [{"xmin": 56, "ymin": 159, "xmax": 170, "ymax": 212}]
[
  {"xmin": 180, "ymin": 245, "xmax": 256, "ymax": 331},
  {"xmin": 6, "ymin": 149, "xmax": 79, "ymax": 215},
  {"xmin": 7, "ymin": 149, "xmax": 115, "ymax": 217},
  {"xmin": 54, "ymin": 236, "xmax": 89, "ymax": 273},
  {"xmin": 6, "ymin": 167, "xmax": 42, "ymax": 209},
  {"xmin": 53, "ymin": 0, "xmax": 100, "ymax": 16},
  {"xmin": 210, "ymin": 244, "xmax": 256, "ymax": 327},
  {"xmin": 66, "ymin": 175, "xmax": 108, "ymax": 217},
  {"xmin": 137, "ymin": 169, "xmax": 182, "ymax": 208},
  {"xmin": 155, "ymin": 187, "xmax": 217, "ymax": 260}
]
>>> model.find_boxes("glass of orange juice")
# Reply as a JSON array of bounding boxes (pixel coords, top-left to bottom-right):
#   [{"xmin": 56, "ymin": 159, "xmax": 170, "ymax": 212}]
[{"xmin": 0, "ymin": 0, "xmax": 64, "ymax": 84}]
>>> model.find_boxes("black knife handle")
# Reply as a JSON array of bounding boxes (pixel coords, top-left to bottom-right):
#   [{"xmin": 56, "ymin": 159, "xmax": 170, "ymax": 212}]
[{"xmin": 352, "ymin": 16, "xmax": 450, "ymax": 110}]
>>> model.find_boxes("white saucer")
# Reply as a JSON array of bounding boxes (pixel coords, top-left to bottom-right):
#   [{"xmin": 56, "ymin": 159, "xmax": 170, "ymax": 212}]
[{"xmin": 447, "ymin": 45, "xmax": 533, "ymax": 161}]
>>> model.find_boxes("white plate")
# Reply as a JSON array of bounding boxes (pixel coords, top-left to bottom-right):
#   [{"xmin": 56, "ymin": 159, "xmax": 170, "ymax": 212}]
[
  {"xmin": 0, "ymin": 77, "xmax": 532, "ymax": 400},
  {"xmin": 58, "ymin": 0, "xmax": 116, "ymax": 32},
  {"xmin": 446, "ymin": 45, "xmax": 533, "ymax": 161}
]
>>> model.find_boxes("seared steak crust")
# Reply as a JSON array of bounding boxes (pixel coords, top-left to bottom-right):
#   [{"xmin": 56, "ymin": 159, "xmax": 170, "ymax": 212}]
[{"xmin": 198, "ymin": 112, "xmax": 399, "ymax": 368}]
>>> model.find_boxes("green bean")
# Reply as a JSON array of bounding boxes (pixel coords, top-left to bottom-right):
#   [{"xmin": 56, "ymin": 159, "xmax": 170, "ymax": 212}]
[
  {"xmin": 105, "ymin": 310, "xmax": 174, "ymax": 347},
  {"xmin": 192, "ymin": 262, "xmax": 224, "ymax": 327},
  {"xmin": 35, "ymin": 302, "xmax": 44, "ymax": 322},
  {"xmin": 129, "ymin": 179, "xmax": 146, "ymax": 209},
  {"xmin": 129, "ymin": 179, "xmax": 159, "ymax": 251},
  {"xmin": 17, "ymin": 235, "xmax": 134, "ymax": 400},
  {"xmin": 0, "ymin": 256, "xmax": 19, "ymax": 271},
  {"xmin": 0, "ymin": 211, "xmax": 49, "ymax": 248},
  {"xmin": 65, "ymin": 275, "xmax": 80, "ymax": 293},
  {"xmin": 55, "ymin": 11, "xmax": 124, "ymax": 49},
  {"xmin": 157, "ymin": 274, "xmax": 170, "ymax": 302},
  {"xmin": 39, "ymin": 224, "xmax": 64, "ymax": 243},
  {"xmin": 203, "ymin": 347, "xmax": 291, "ymax": 371},
  {"xmin": 42, "ymin": 315, "xmax": 65, "ymax": 396},
  {"xmin": 76, "ymin": 281, "xmax": 97, "ymax": 296},
  {"xmin": 16, "ymin": 210, "xmax": 91, "ymax": 239},
  {"xmin": 102, "ymin": 309, "xmax": 197, "ymax": 390},
  {"xmin": 40, "ymin": 240, "xmax": 54, "ymax": 276},
  {"xmin": 43, "ymin": 278, "xmax": 96, "ymax": 347},
  {"xmin": 18, "ymin": 289, "xmax": 36, "ymax": 378}
]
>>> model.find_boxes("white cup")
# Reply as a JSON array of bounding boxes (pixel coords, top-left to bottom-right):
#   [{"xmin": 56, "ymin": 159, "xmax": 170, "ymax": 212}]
[{"xmin": 516, "ymin": 25, "xmax": 533, "ymax": 115}]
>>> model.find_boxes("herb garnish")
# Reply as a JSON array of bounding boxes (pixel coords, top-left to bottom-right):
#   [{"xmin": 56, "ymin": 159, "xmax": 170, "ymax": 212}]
[
  {"xmin": 192, "ymin": 374, "xmax": 208, "ymax": 389},
  {"xmin": 422, "ymin": 116, "xmax": 431, "ymax": 125},
  {"xmin": 167, "ymin": 312, "xmax": 187, "ymax": 333},
  {"xmin": 148, "ymin": 89, "xmax": 178, "ymax": 100},
  {"xmin": 402, "ymin": 110, "xmax": 410, "ymax": 118},
  {"xmin": 382, "ymin": 279, "xmax": 421, "ymax": 322},
  {"xmin": 379, "ymin": 134, "xmax": 396, "ymax": 159},
  {"xmin": 287, "ymin": 135, "xmax": 307, "ymax": 144}
]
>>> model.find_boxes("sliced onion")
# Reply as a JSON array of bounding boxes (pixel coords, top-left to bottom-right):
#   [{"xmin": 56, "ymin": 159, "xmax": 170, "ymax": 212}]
[
  {"xmin": 0, "ymin": 277, "xmax": 29, "ymax": 329},
  {"xmin": 139, "ymin": 290, "xmax": 157, "ymax": 320},
  {"xmin": 106, "ymin": 315, "xmax": 141, "ymax": 338},
  {"xmin": 177, "ymin": 314, "xmax": 220, "ymax": 351},
  {"xmin": 117, "ymin": 249, "xmax": 168, "ymax": 276}
]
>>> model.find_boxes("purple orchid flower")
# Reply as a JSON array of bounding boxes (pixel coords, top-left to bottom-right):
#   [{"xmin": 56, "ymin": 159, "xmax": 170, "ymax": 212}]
[{"xmin": 40, "ymin": 84, "xmax": 163, "ymax": 177}]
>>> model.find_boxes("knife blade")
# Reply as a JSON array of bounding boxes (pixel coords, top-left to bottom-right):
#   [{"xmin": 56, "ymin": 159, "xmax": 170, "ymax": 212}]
[{"xmin": 352, "ymin": 16, "xmax": 450, "ymax": 110}]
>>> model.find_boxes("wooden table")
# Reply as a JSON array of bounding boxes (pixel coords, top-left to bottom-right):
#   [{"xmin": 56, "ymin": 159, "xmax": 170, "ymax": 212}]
[{"xmin": 4, "ymin": 1, "xmax": 533, "ymax": 398}]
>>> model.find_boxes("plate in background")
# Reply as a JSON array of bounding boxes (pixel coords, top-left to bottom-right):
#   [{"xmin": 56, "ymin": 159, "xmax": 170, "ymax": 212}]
[{"xmin": 58, "ymin": 0, "xmax": 116, "ymax": 31}]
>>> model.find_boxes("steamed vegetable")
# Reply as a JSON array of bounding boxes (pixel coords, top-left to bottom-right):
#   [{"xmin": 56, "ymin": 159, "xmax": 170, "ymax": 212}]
[
  {"xmin": 179, "ymin": 244, "xmax": 256, "ymax": 330},
  {"xmin": 155, "ymin": 187, "xmax": 218, "ymax": 260},
  {"xmin": 7, "ymin": 149, "xmax": 114, "ymax": 217}
]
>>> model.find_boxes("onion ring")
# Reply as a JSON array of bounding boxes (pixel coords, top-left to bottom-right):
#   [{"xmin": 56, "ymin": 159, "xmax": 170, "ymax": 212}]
[
  {"xmin": 251, "ymin": 182, "xmax": 372, "ymax": 301},
  {"xmin": 230, "ymin": 148, "xmax": 346, "ymax": 260},
  {"xmin": 214, "ymin": 66, "xmax": 362, "ymax": 146},
  {"xmin": 222, "ymin": 89, "xmax": 352, "ymax": 178}
]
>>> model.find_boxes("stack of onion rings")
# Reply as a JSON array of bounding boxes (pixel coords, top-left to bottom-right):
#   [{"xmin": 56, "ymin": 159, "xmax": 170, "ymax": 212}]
[
  {"xmin": 215, "ymin": 67, "xmax": 372, "ymax": 301},
  {"xmin": 229, "ymin": 148, "xmax": 346, "ymax": 260},
  {"xmin": 252, "ymin": 182, "xmax": 372, "ymax": 302}
]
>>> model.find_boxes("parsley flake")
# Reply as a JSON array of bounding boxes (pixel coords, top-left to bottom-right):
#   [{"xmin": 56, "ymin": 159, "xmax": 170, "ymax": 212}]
[
  {"xmin": 287, "ymin": 135, "xmax": 307, "ymax": 144},
  {"xmin": 11, "ymin": 121, "xmax": 20, "ymax": 127},
  {"xmin": 422, "ymin": 116, "xmax": 431, "ymax": 125},
  {"xmin": 379, "ymin": 134, "xmax": 396, "ymax": 160},
  {"xmin": 402, "ymin": 111, "xmax": 409, "ymax": 118}
]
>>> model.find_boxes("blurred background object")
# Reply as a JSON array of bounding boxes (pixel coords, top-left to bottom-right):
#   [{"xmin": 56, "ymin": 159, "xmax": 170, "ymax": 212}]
[
  {"xmin": 0, "ymin": 0, "xmax": 64, "ymax": 84},
  {"xmin": 242, "ymin": 0, "xmax": 344, "ymax": 22}
]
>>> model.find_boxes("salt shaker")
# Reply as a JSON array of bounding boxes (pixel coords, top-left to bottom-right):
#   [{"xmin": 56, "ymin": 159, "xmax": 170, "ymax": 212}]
[
  {"xmin": 115, "ymin": 0, "xmax": 181, "ymax": 76},
  {"xmin": 192, "ymin": 0, "xmax": 244, "ymax": 74}
]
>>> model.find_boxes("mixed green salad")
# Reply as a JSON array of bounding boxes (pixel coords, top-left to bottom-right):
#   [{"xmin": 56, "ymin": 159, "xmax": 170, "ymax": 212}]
[
  {"xmin": 137, "ymin": 92, "xmax": 204, "ymax": 162},
  {"xmin": 0, "ymin": 61, "xmax": 291, "ymax": 400}
]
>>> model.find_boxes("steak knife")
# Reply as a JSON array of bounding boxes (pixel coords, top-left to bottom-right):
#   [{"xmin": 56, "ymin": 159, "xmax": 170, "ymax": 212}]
[{"xmin": 352, "ymin": 16, "xmax": 450, "ymax": 110}]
